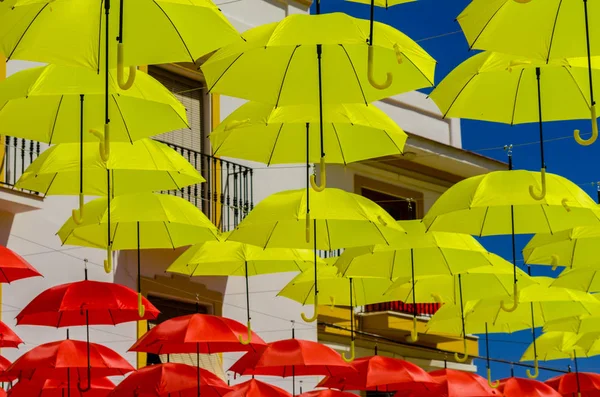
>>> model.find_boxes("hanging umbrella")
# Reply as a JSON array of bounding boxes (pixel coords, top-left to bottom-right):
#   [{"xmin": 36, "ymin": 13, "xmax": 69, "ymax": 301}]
[
  {"xmin": 550, "ymin": 268, "xmax": 600, "ymax": 293},
  {"xmin": 336, "ymin": 219, "xmax": 504, "ymax": 342},
  {"xmin": 456, "ymin": 0, "xmax": 600, "ymax": 144},
  {"xmin": 521, "ymin": 332, "xmax": 586, "ymax": 362},
  {"xmin": 423, "ymin": 151, "xmax": 600, "ymax": 314},
  {"xmin": 345, "ymin": 0, "xmax": 415, "ymax": 7},
  {"xmin": 166, "ymin": 238, "xmax": 322, "ymax": 343},
  {"xmin": 297, "ymin": 390, "xmax": 358, "ymax": 397},
  {"xmin": 224, "ymin": 379, "xmax": 291, "ymax": 397},
  {"xmin": 0, "ymin": 245, "xmax": 41, "ymax": 283},
  {"xmin": 6, "ymin": 339, "xmax": 134, "ymax": 381},
  {"xmin": 129, "ymin": 313, "xmax": 266, "ymax": 354},
  {"xmin": 0, "ymin": 321, "xmax": 23, "ymax": 349},
  {"xmin": 499, "ymin": 377, "xmax": 562, "ymax": 397},
  {"xmin": 108, "ymin": 363, "xmax": 231, "ymax": 397},
  {"xmin": 16, "ymin": 138, "xmax": 203, "ymax": 196},
  {"xmin": 8, "ymin": 377, "xmax": 114, "ymax": 397},
  {"xmin": 0, "ymin": 357, "xmax": 16, "ymax": 383},
  {"xmin": 210, "ymin": 101, "xmax": 407, "ymax": 165},
  {"xmin": 228, "ymin": 338, "xmax": 355, "ymax": 377},
  {"xmin": 314, "ymin": 355, "xmax": 439, "ymax": 393},
  {"xmin": 226, "ymin": 187, "xmax": 404, "ymax": 325},
  {"xmin": 57, "ymin": 192, "xmax": 219, "ymax": 313},
  {"xmin": 202, "ymin": 12, "xmax": 435, "ymax": 191},
  {"xmin": 428, "ymin": 369, "xmax": 500, "ymax": 397},
  {"xmin": 546, "ymin": 372, "xmax": 600, "ymax": 397},
  {"xmin": 543, "ymin": 311, "xmax": 600, "ymax": 334}
]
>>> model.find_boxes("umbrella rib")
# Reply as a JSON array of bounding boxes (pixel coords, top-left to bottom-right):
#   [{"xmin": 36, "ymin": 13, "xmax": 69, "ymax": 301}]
[
  {"xmin": 397, "ymin": 50, "xmax": 435, "ymax": 87},
  {"xmin": 478, "ymin": 206, "xmax": 489, "ymax": 238},
  {"xmin": 325, "ymin": 220, "xmax": 332, "ymax": 250},
  {"xmin": 163, "ymin": 222, "xmax": 176, "ymax": 249},
  {"xmin": 570, "ymin": 238, "xmax": 578, "ymax": 270},
  {"xmin": 339, "ymin": 44, "xmax": 368, "ymax": 105},
  {"xmin": 111, "ymin": 95, "xmax": 133, "ymax": 144},
  {"xmin": 540, "ymin": 204, "xmax": 553, "ymax": 234},
  {"xmin": 47, "ymin": 95, "xmax": 65, "ymax": 145},
  {"xmin": 330, "ymin": 124, "xmax": 347, "ymax": 165},
  {"xmin": 96, "ymin": 0, "xmax": 103, "ymax": 74},
  {"xmin": 275, "ymin": 45, "xmax": 300, "ymax": 108},
  {"xmin": 206, "ymin": 52, "xmax": 245, "ymax": 94},
  {"xmin": 442, "ymin": 73, "xmax": 479, "ymax": 119},
  {"xmin": 466, "ymin": 1, "xmax": 507, "ymax": 51},
  {"xmin": 510, "ymin": 69, "xmax": 525, "ymax": 126},
  {"xmin": 6, "ymin": 4, "xmax": 49, "ymax": 61},
  {"xmin": 546, "ymin": 0, "xmax": 564, "ymax": 62},
  {"xmin": 43, "ymin": 173, "xmax": 59, "ymax": 196},
  {"xmin": 266, "ymin": 124, "xmax": 284, "ymax": 166},
  {"xmin": 262, "ymin": 221, "xmax": 278, "ymax": 249},
  {"xmin": 151, "ymin": 0, "xmax": 196, "ymax": 63},
  {"xmin": 389, "ymin": 250, "xmax": 396, "ymax": 280},
  {"xmin": 562, "ymin": 65, "xmax": 593, "ymax": 108},
  {"xmin": 167, "ymin": 172, "xmax": 183, "ymax": 191}
]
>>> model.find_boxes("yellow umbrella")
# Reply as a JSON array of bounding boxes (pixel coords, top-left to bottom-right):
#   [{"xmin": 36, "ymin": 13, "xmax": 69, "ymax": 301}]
[
  {"xmin": 226, "ymin": 187, "xmax": 405, "ymax": 325},
  {"xmin": 430, "ymin": 52, "xmax": 600, "ymax": 194},
  {"xmin": 210, "ymin": 102, "xmax": 407, "ymax": 165},
  {"xmin": 336, "ymin": 219, "xmax": 502, "ymax": 342},
  {"xmin": 543, "ymin": 305, "xmax": 600, "ymax": 335},
  {"xmin": 278, "ymin": 263, "xmax": 393, "ymax": 361},
  {"xmin": 166, "ymin": 237, "xmax": 324, "ymax": 343},
  {"xmin": 15, "ymin": 138, "xmax": 203, "ymax": 196},
  {"xmin": 345, "ymin": 0, "xmax": 415, "ymax": 7},
  {"xmin": 202, "ymin": 12, "xmax": 435, "ymax": 190},
  {"xmin": 550, "ymin": 268, "xmax": 600, "ymax": 293},
  {"xmin": 456, "ymin": 0, "xmax": 600, "ymax": 146},
  {"xmin": 521, "ymin": 332, "xmax": 587, "ymax": 362},
  {"xmin": 58, "ymin": 192, "xmax": 219, "ymax": 315}
]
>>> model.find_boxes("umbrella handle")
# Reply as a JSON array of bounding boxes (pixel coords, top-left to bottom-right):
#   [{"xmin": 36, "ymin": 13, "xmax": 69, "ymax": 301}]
[
  {"xmin": 574, "ymin": 105, "xmax": 598, "ymax": 146},
  {"xmin": 90, "ymin": 124, "xmax": 110, "ymax": 162},
  {"xmin": 77, "ymin": 381, "xmax": 92, "ymax": 393},
  {"xmin": 306, "ymin": 214, "xmax": 310, "ymax": 243},
  {"xmin": 104, "ymin": 245, "xmax": 112, "ymax": 274},
  {"xmin": 454, "ymin": 339, "xmax": 469, "ymax": 363},
  {"xmin": 138, "ymin": 293, "xmax": 145, "ymax": 317},
  {"xmin": 117, "ymin": 43, "xmax": 137, "ymax": 90},
  {"xmin": 329, "ymin": 296, "xmax": 336, "ymax": 310},
  {"xmin": 239, "ymin": 321, "xmax": 252, "ymax": 345},
  {"xmin": 367, "ymin": 45, "xmax": 393, "ymax": 90},
  {"xmin": 342, "ymin": 339, "xmax": 355, "ymax": 362},
  {"xmin": 528, "ymin": 167, "xmax": 546, "ymax": 201},
  {"xmin": 407, "ymin": 317, "xmax": 418, "ymax": 342},
  {"xmin": 310, "ymin": 158, "xmax": 326, "ymax": 192},
  {"xmin": 526, "ymin": 359, "xmax": 539, "ymax": 379},
  {"xmin": 301, "ymin": 295, "xmax": 319, "ymax": 323},
  {"xmin": 551, "ymin": 254, "xmax": 560, "ymax": 271},
  {"xmin": 500, "ymin": 284, "xmax": 519, "ymax": 312},
  {"xmin": 431, "ymin": 293, "xmax": 442, "ymax": 303},
  {"xmin": 562, "ymin": 198, "xmax": 571, "ymax": 212},
  {"xmin": 487, "ymin": 368, "xmax": 500, "ymax": 388},
  {"xmin": 72, "ymin": 193, "xmax": 85, "ymax": 225}
]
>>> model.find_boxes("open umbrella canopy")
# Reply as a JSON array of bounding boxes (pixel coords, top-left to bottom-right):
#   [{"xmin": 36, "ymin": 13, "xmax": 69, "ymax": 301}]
[
  {"xmin": 544, "ymin": 311, "xmax": 600, "ymax": 334},
  {"xmin": 226, "ymin": 188, "xmax": 405, "ymax": 250},
  {"xmin": 210, "ymin": 102, "xmax": 407, "ymax": 165},
  {"xmin": 16, "ymin": 139, "xmax": 203, "ymax": 196},
  {"xmin": 521, "ymin": 332, "xmax": 586, "ymax": 362},
  {"xmin": 9, "ymin": 377, "xmax": 115, "ymax": 397},
  {"xmin": 336, "ymin": 220, "xmax": 500, "ymax": 279},
  {"xmin": 58, "ymin": 193, "xmax": 219, "ymax": 250},
  {"xmin": 546, "ymin": 372, "xmax": 600, "ymax": 397},
  {"xmin": 202, "ymin": 12, "xmax": 435, "ymax": 106},
  {"xmin": 499, "ymin": 377, "xmax": 562, "ymax": 397},
  {"xmin": 0, "ymin": 356, "xmax": 16, "ymax": 382},
  {"xmin": 16, "ymin": 279, "xmax": 160, "ymax": 327},
  {"xmin": 0, "ymin": 245, "xmax": 42, "ymax": 283},
  {"xmin": 428, "ymin": 369, "xmax": 500, "ymax": 397},
  {"xmin": 344, "ymin": 0, "xmax": 415, "ymax": 6},
  {"xmin": 551, "ymin": 268, "xmax": 600, "ymax": 293},
  {"xmin": 315, "ymin": 355, "xmax": 439, "ymax": 392},
  {"xmin": 129, "ymin": 313, "xmax": 266, "ymax": 354},
  {"xmin": 0, "ymin": 321, "xmax": 23, "ymax": 348},
  {"xmin": 224, "ymin": 379, "xmax": 291, "ymax": 397},
  {"xmin": 0, "ymin": 0, "xmax": 241, "ymax": 71},
  {"xmin": 228, "ymin": 338, "xmax": 355, "ymax": 377},
  {"xmin": 108, "ymin": 363, "xmax": 232, "ymax": 397},
  {"xmin": 6, "ymin": 339, "xmax": 134, "ymax": 380},
  {"xmin": 298, "ymin": 390, "xmax": 357, "ymax": 397},
  {"xmin": 0, "ymin": 65, "xmax": 188, "ymax": 144}
]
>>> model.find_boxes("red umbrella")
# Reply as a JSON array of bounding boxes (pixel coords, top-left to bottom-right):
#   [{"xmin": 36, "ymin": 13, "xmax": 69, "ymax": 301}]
[
  {"xmin": 0, "ymin": 321, "xmax": 23, "ymax": 349},
  {"xmin": 0, "ymin": 356, "xmax": 16, "ymax": 383},
  {"xmin": 546, "ymin": 373, "xmax": 600, "ymax": 397},
  {"xmin": 228, "ymin": 339, "xmax": 354, "ymax": 377},
  {"xmin": 225, "ymin": 379, "xmax": 291, "ymax": 397},
  {"xmin": 297, "ymin": 389, "xmax": 357, "ymax": 397},
  {"xmin": 0, "ymin": 246, "xmax": 41, "ymax": 283},
  {"xmin": 500, "ymin": 377, "xmax": 562, "ymax": 397},
  {"xmin": 8, "ymin": 377, "xmax": 114, "ymax": 397},
  {"xmin": 316, "ymin": 355, "xmax": 439, "ymax": 392},
  {"xmin": 129, "ymin": 314, "xmax": 266, "ymax": 354},
  {"xmin": 426, "ymin": 369, "xmax": 500, "ymax": 397},
  {"xmin": 0, "ymin": 389, "xmax": 5, "ymax": 397},
  {"xmin": 6, "ymin": 339, "xmax": 134, "ymax": 381},
  {"xmin": 108, "ymin": 363, "xmax": 232, "ymax": 397}
]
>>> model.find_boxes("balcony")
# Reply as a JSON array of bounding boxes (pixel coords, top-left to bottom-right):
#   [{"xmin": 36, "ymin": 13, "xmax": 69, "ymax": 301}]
[
  {"xmin": 0, "ymin": 137, "xmax": 253, "ymax": 230},
  {"xmin": 365, "ymin": 302, "xmax": 442, "ymax": 317}
]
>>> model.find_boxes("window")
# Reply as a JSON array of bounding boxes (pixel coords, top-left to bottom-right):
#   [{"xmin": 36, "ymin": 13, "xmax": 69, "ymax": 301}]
[
  {"xmin": 354, "ymin": 175, "xmax": 423, "ymax": 220},
  {"xmin": 361, "ymin": 188, "xmax": 415, "ymax": 221}
]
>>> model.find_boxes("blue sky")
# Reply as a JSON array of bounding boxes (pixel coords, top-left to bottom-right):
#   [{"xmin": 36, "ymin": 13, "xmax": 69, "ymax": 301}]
[{"xmin": 311, "ymin": 0, "xmax": 600, "ymax": 381}]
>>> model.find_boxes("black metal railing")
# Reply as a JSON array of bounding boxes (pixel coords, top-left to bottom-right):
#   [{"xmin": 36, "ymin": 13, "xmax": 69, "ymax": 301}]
[
  {"xmin": 0, "ymin": 136, "xmax": 41, "ymax": 193},
  {"xmin": 158, "ymin": 140, "xmax": 253, "ymax": 232}
]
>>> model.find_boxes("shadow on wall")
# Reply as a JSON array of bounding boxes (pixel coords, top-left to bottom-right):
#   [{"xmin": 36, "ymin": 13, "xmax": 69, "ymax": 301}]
[{"xmin": 0, "ymin": 211, "xmax": 15, "ymax": 246}]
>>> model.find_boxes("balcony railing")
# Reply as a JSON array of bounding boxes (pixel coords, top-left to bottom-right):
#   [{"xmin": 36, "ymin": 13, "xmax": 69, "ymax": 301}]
[
  {"xmin": 1, "ymin": 137, "xmax": 254, "ymax": 231},
  {"xmin": 364, "ymin": 302, "xmax": 441, "ymax": 317}
]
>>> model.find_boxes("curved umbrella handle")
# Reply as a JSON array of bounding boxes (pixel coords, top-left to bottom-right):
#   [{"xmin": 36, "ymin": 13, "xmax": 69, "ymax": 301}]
[
  {"xmin": 500, "ymin": 284, "xmax": 519, "ymax": 312},
  {"xmin": 77, "ymin": 380, "xmax": 92, "ymax": 393},
  {"xmin": 562, "ymin": 198, "xmax": 571, "ymax": 212},
  {"xmin": 367, "ymin": 45, "xmax": 393, "ymax": 90},
  {"xmin": 526, "ymin": 359, "xmax": 539, "ymax": 379},
  {"xmin": 104, "ymin": 245, "xmax": 113, "ymax": 274},
  {"xmin": 431, "ymin": 293, "xmax": 442, "ymax": 304},
  {"xmin": 72, "ymin": 193, "xmax": 85, "ymax": 225},
  {"xmin": 306, "ymin": 214, "xmax": 311, "ymax": 243},
  {"xmin": 90, "ymin": 124, "xmax": 110, "ymax": 162},
  {"xmin": 454, "ymin": 339, "xmax": 469, "ymax": 363},
  {"xmin": 310, "ymin": 158, "xmax": 326, "ymax": 192},
  {"xmin": 329, "ymin": 296, "xmax": 336, "ymax": 310},
  {"xmin": 529, "ymin": 167, "xmax": 546, "ymax": 201},
  {"xmin": 342, "ymin": 339, "xmax": 355, "ymax": 362},
  {"xmin": 407, "ymin": 317, "xmax": 418, "ymax": 342},
  {"xmin": 117, "ymin": 43, "xmax": 137, "ymax": 90},
  {"xmin": 138, "ymin": 293, "xmax": 145, "ymax": 317},
  {"xmin": 487, "ymin": 368, "xmax": 500, "ymax": 388},
  {"xmin": 239, "ymin": 320, "xmax": 252, "ymax": 345},
  {"xmin": 301, "ymin": 295, "xmax": 319, "ymax": 323},
  {"xmin": 551, "ymin": 254, "xmax": 560, "ymax": 271},
  {"xmin": 574, "ymin": 105, "xmax": 598, "ymax": 146}
]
